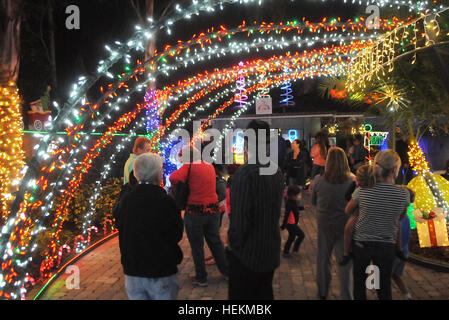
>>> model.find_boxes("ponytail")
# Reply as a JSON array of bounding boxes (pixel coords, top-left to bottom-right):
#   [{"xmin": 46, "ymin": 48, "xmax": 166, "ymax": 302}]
[
  {"xmin": 373, "ymin": 150, "xmax": 401, "ymax": 179},
  {"xmin": 356, "ymin": 164, "xmax": 376, "ymax": 188}
]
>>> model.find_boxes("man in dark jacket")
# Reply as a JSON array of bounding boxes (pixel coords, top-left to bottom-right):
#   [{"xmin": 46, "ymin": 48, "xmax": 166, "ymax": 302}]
[
  {"xmin": 115, "ymin": 153, "xmax": 184, "ymax": 300},
  {"xmin": 227, "ymin": 120, "xmax": 284, "ymax": 300}
]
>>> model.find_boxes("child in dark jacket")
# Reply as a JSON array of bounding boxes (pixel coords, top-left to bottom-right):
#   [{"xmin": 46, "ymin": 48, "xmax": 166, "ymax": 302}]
[{"xmin": 281, "ymin": 185, "xmax": 305, "ymax": 256}]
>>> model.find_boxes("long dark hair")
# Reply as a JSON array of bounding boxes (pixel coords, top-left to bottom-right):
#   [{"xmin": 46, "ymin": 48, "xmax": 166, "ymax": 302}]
[{"xmin": 315, "ymin": 131, "xmax": 329, "ymax": 160}]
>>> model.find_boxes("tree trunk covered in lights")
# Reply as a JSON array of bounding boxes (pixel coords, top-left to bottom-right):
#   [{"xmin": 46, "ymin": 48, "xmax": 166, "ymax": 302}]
[
  {"xmin": 0, "ymin": 0, "xmax": 26, "ymax": 221},
  {"xmin": 0, "ymin": 0, "xmax": 24, "ymax": 84}
]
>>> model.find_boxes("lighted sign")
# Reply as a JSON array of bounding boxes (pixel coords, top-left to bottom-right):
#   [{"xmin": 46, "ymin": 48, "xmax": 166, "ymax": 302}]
[
  {"xmin": 256, "ymin": 97, "xmax": 273, "ymax": 115},
  {"xmin": 288, "ymin": 130, "xmax": 298, "ymax": 142}
]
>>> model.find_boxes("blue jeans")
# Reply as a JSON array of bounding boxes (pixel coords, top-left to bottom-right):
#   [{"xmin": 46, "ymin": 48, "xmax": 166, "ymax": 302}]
[
  {"xmin": 125, "ymin": 274, "xmax": 178, "ymax": 300},
  {"xmin": 184, "ymin": 212, "xmax": 229, "ymax": 282}
]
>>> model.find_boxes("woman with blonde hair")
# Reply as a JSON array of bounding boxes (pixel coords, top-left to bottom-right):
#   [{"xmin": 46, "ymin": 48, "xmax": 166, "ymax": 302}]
[
  {"xmin": 312, "ymin": 147, "xmax": 355, "ymax": 300},
  {"xmin": 350, "ymin": 150, "xmax": 410, "ymax": 300}
]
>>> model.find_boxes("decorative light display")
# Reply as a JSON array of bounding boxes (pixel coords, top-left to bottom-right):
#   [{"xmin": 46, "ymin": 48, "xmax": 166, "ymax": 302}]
[
  {"xmin": 346, "ymin": 8, "xmax": 448, "ymax": 92},
  {"xmin": 0, "ymin": 0, "xmax": 443, "ymax": 300},
  {"xmin": 280, "ymin": 67, "xmax": 295, "ymax": 107},
  {"xmin": 288, "ymin": 130, "xmax": 298, "ymax": 142},
  {"xmin": 235, "ymin": 62, "xmax": 248, "ymax": 108},
  {"xmin": 374, "ymin": 84, "xmax": 410, "ymax": 112},
  {"xmin": 56, "ymin": 245, "xmax": 71, "ymax": 268},
  {"xmin": 0, "ymin": 82, "xmax": 25, "ymax": 222},
  {"xmin": 87, "ymin": 226, "xmax": 98, "ymax": 246},
  {"xmin": 408, "ymin": 139, "xmax": 430, "ymax": 175},
  {"xmin": 412, "ymin": 207, "xmax": 449, "ymax": 248},
  {"xmin": 103, "ymin": 219, "xmax": 114, "ymax": 236},
  {"xmin": 407, "ymin": 203, "xmax": 416, "ymax": 230},
  {"xmin": 257, "ymin": 65, "xmax": 270, "ymax": 98},
  {"xmin": 407, "ymin": 139, "xmax": 449, "ymax": 216},
  {"xmin": 73, "ymin": 235, "xmax": 85, "ymax": 255}
]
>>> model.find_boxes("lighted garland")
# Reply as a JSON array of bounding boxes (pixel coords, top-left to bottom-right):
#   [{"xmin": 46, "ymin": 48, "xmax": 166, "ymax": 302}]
[
  {"xmin": 346, "ymin": 8, "xmax": 449, "ymax": 92},
  {"xmin": 280, "ymin": 67, "xmax": 295, "ymax": 107},
  {"xmin": 0, "ymin": 42, "xmax": 356, "ymax": 298}
]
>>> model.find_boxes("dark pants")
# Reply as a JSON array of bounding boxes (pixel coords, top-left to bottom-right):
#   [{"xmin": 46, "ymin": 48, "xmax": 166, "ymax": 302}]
[
  {"xmin": 184, "ymin": 212, "xmax": 228, "ymax": 282},
  {"xmin": 311, "ymin": 165, "xmax": 324, "ymax": 178},
  {"xmin": 395, "ymin": 165, "xmax": 414, "ymax": 185},
  {"xmin": 284, "ymin": 224, "xmax": 305, "ymax": 254},
  {"xmin": 352, "ymin": 241, "xmax": 396, "ymax": 300},
  {"xmin": 227, "ymin": 249, "xmax": 275, "ymax": 300}
]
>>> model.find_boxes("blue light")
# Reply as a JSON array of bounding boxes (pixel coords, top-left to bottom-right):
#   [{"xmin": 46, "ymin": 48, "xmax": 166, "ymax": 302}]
[{"xmin": 288, "ymin": 130, "xmax": 298, "ymax": 142}]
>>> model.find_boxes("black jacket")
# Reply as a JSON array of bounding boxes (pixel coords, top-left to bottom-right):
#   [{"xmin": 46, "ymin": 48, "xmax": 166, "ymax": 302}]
[
  {"xmin": 114, "ymin": 183, "xmax": 184, "ymax": 278},
  {"xmin": 228, "ymin": 164, "xmax": 284, "ymax": 272},
  {"xmin": 281, "ymin": 199, "xmax": 304, "ymax": 228}
]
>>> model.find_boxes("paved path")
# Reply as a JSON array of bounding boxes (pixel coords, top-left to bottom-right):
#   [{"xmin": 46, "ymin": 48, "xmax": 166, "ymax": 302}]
[{"xmin": 38, "ymin": 196, "xmax": 449, "ymax": 300}]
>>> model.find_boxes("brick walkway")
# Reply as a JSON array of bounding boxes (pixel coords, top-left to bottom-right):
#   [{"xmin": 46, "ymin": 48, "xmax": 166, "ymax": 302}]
[{"xmin": 38, "ymin": 195, "xmax": 449, "ymax": 300}]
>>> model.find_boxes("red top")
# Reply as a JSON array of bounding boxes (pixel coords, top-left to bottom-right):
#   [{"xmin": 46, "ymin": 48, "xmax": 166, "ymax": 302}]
[
  {"xmin": 169, "ymin": 162, "xmax": 218, "ymax": 206},
  {"xmin": 287, "ymin": 211, "xmax": 295, "ymax": 225}
]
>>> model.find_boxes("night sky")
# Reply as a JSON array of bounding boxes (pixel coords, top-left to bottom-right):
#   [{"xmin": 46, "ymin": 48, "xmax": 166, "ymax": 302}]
[{"xmin": 18, "ymin": 0, "xmax": 363, "ymax": 106}]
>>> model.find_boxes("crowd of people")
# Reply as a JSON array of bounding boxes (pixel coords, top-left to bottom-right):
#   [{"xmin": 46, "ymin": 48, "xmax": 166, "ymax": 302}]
[{"xmin": 113, "ymin": 124, "xmax": 416, "ymax": 301}]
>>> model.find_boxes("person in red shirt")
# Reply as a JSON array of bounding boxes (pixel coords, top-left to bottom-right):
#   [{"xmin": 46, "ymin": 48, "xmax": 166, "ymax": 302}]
[{"xmin": 169, "ymin": 148, "xmax": 228, "ymax": 287}]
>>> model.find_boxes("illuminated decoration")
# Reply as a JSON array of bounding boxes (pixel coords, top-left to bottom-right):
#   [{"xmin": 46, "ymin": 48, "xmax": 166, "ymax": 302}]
[
  {"xmin": 0, "ymin": 0, "xmax": 443, "ymax": 300},
  {"xmin": 412, "ymin": 208, "xmax": 449, "ymax": 248},
  {"xmin": 257, "ymin": 65, "xmax": 270, "ymax": 99},
  {"xmin": 288, "ymin": 130, "xmax": 298, "ymax": 142},
  {"xmin": 407, "ymin": 140, "xmax": 449, "ymax": 215},
  {"xmin": 346, "ymin": 8, "xmax": 448, "ymax": 92},
  {"xmin": 408, "ymin": 139, "xmax": 430, "ymax": 175},
  {"xmin": 0, "ymin": 82, "xmax": 25, "ymax": 222},
  {"xmin": 87, "ymin": 226, "xmax": 98, "ymax": 246},
  {"xmin": 103, "ymin": 219, "xmax": 114, "ymax": 236},
  {"xmin": 39, "ymin": 258, "xmax": 54, "ymax": 280},
  {"xmin": 73, "ymin": 235, "xmax": 85, "ymax": 254},
  {"xmin": 235, "ymin": 62, "xmax": 248, "ymax": 108},
  {"xmin": 327, "ymin": 124, "xmax": 338, "ymax": 135},
  {"xmin": 408, "ymin": 174, "xmax": 449, "ymax": 214},
  {"xmin": 256, "ymin": 65, "xmax": 272, "ymax": 114},
  {"xmin": 20, "ymin": 275, "xmax": 36, "ymax": 300},
  {"xmin": 56, "ymin": 245, "xmax": 71, "ymax": 268},
  {"xmin": 374, "ymin": 84, "xmax": 410, "ymax": 112},
  {"xmin": 368, "ymin": 132, "xmax": 389, "ymax": 146},
  {"xmin": 407, "ymin": 203, "xmax": 416, "ymax": 230},
  {"xmin": 280, "ymin": 67, "xmax": 295, "ymax": 107}
]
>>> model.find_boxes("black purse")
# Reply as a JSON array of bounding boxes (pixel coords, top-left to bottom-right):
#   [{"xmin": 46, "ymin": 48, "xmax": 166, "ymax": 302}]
[{"xmin": 173, "ymin": 164, "xmax": 192, "ymax": 210}]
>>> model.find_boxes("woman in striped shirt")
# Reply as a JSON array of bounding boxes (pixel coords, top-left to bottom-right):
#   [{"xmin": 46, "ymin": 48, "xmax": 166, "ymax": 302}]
[{"xmin": 350, "ymin": 150, "xmax": 410, "ymax": 300}]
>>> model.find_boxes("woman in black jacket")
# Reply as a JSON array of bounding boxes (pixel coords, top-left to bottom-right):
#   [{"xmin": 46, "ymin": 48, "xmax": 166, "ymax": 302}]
[
  {"xmin": 115, "ymin": 153, "xmax": 184, "ymax": 300},
  {"xmin": 285, "ymin": 139, "xmax": 307, "ymax": 188}
]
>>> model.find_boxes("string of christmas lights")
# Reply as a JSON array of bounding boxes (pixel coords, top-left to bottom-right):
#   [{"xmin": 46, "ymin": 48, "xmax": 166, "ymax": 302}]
[{"xmin": 346, "ymin": 7, "xmax": 449, "ymax": 92}]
